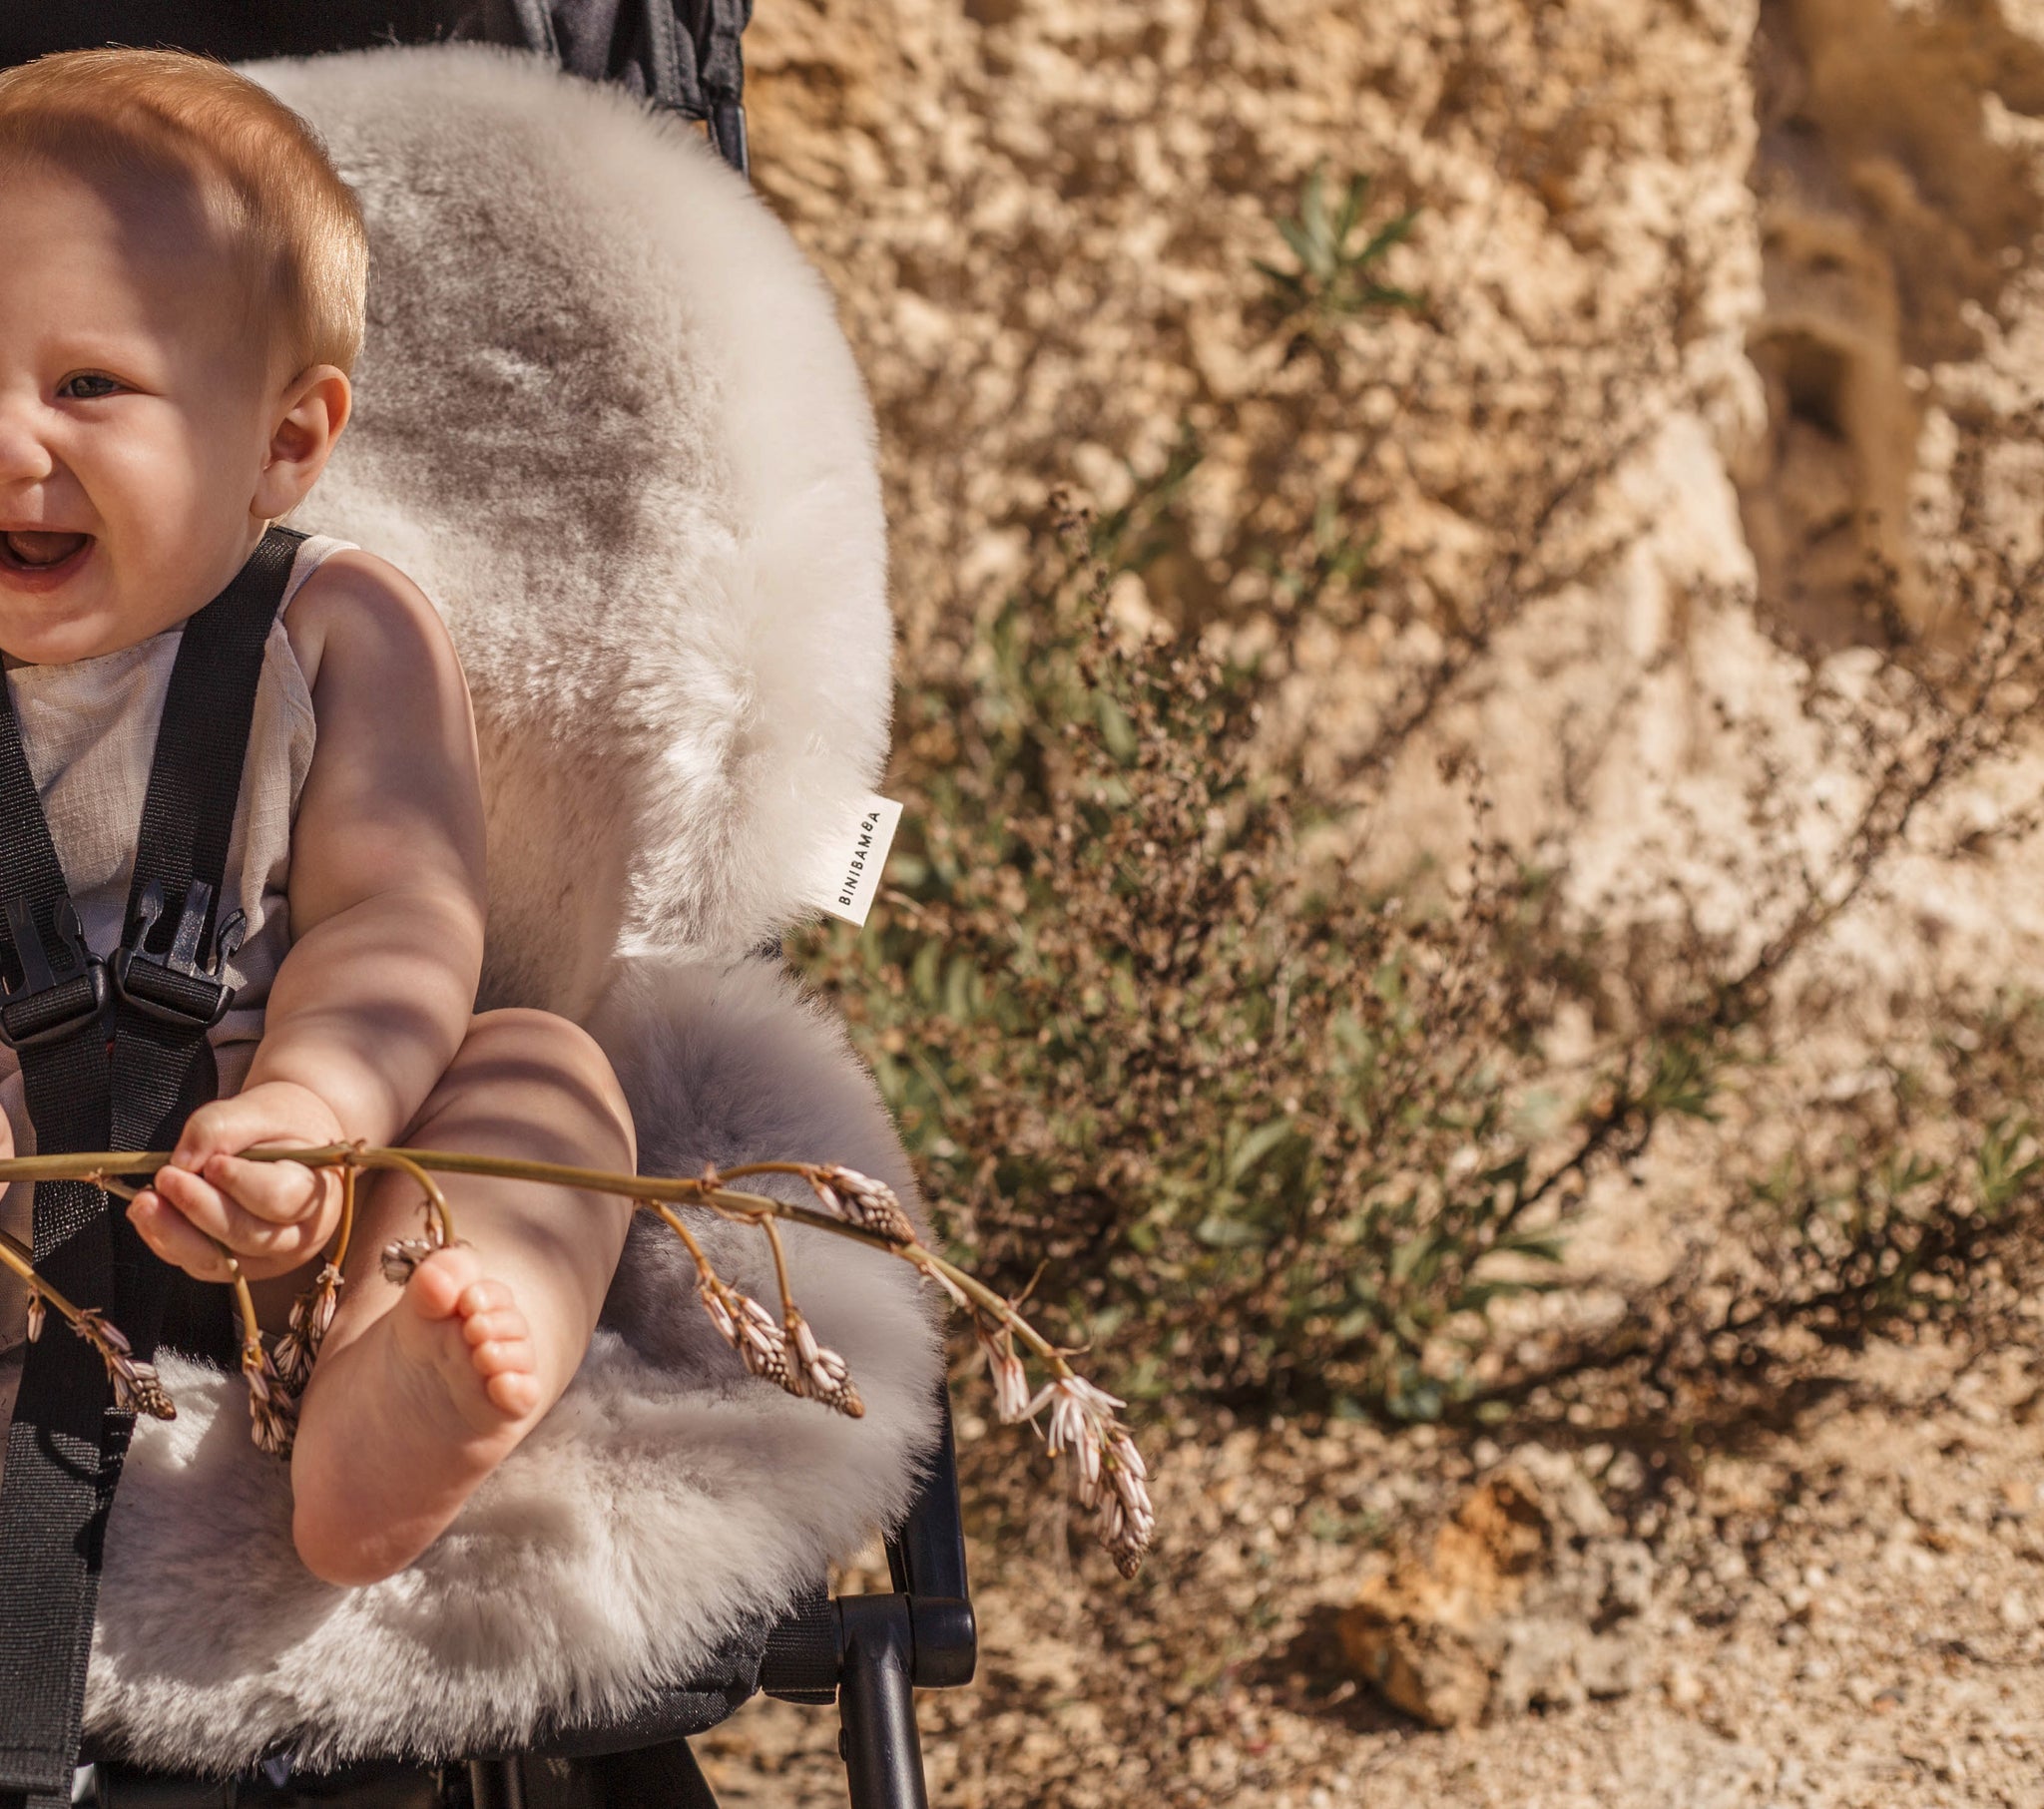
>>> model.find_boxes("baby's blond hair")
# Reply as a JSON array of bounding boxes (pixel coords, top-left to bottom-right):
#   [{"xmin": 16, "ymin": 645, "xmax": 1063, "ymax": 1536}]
[{"xmin": 0, "ymin": 48, "xmax": 368, "ymax": 380}]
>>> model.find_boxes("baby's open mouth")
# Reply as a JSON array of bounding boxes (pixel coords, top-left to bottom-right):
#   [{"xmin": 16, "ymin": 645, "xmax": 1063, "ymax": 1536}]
[{"xmin": 1, "ymin": 531, "xmax": 91, "ymax": 571}]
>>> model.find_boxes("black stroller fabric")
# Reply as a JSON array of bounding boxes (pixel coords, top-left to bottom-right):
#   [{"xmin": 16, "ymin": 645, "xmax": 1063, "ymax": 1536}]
[
  {"xmin": 0, "ymin": 2, "xmax": 751, "ymax": 121},
  {"xmin": 522, "ymin": 0, "xmax": 750, "ymax": 114}
]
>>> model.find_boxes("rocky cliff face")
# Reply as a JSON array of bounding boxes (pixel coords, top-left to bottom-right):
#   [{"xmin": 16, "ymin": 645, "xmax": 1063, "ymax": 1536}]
[
  {"xmin": 746, "ymin": 0, "xmax": 2044, "ymax": 1018},
  {"xmin": 1747, "ymin": 0, "xmax": 2044, "ymax": 646}
]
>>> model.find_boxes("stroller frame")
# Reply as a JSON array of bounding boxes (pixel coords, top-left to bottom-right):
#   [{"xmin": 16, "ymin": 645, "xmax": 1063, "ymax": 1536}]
[{"xmin": 0, "ymin": 6, "xmax": 977, "ymax": 1806}]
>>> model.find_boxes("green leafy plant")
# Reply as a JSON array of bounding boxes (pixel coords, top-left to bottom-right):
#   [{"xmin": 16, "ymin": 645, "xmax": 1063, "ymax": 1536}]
[
  {"xmin": 1254, "ymin": 165, "xmax": 1423, "ymax": 324},
  {"xmin": 1251, "ymin": 490, "xmax": 1382, "ymax": 622}
]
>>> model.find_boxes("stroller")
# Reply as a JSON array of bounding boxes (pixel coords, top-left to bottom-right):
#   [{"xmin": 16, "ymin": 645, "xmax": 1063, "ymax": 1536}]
[{"xmin": 0, "ymin": 7, "xmax": 976, "ymax": 1808}]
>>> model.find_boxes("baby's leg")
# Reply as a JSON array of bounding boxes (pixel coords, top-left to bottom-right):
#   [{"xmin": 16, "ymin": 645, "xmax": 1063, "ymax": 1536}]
[{"xmin": 288, "ymin": 1009, "xmax": 635, "ymax": 1586}]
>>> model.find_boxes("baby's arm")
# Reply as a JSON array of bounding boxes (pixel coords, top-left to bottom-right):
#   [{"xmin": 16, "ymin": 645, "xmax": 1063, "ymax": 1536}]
[{"xmin": 128, "ymin": 552, "xmax": 487, "ymax": 1282}]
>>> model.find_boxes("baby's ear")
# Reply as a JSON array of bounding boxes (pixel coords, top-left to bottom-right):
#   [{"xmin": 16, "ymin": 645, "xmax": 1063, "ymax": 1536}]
[{"xmin": 252, "ymin": 364, "xmax": 352, "ymax": 521}]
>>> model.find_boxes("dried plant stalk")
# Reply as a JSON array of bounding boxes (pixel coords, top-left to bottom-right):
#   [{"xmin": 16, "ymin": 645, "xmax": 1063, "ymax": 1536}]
[
  {"xmin": 368, "ymin": 1146, "xmax": 458, "ymax": 1283},
  {"xmin": 378, "ymin": 1237, "xmax": 443, "ymax": 1286},
  {"xmin": 0, "ymin": 1142, "xmax": 1158, "ymax": 1578},
  {"xmin": 0, "ymin": 1229, "xmax": 173, "ymax": 1421},
  {"xmin": 203, "ymin": 1238, "xmax": 297, "ymax": 1456},
  {"xmin": 799, "ymin": 1164, "xmax": 918, "ymax": 1244},
  {"xmin": 643, "ymin": 1200, "xmax": 804, "ymax": 1397},
  {"xmin": 783, "ymin": 1305, "xmax": 863, "ymax": 1418},
  {"xmin": 269, "ymin": 1151, "xmax": 361, "ymax": 1414}
]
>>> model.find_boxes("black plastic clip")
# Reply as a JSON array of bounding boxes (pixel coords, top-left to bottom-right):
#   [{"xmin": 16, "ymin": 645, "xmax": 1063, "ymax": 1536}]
[
  {"xmin": 112, "ymin": 879, "xmax": 245, "ymax": 1029},
  {"xmin": 0, "ymin": 892, "xmax": 110, "ymax": 1050}
]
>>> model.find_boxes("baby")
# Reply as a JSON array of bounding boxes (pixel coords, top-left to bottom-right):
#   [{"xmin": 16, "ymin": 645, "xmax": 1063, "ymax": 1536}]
[{"xmin": 0, "ymin": 49, "xmax": 636, "ymax": 1584}]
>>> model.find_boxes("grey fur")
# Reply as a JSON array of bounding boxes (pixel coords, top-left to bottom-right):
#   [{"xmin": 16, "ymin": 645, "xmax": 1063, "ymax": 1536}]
[{"xmin": 75, "ymin": 47, "xmax": 941, "ymax": 1768}]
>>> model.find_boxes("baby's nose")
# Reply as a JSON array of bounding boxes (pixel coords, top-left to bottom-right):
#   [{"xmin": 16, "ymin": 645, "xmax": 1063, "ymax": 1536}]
[{"xmin": 0, "ymin": 390, "xmax": 58, "ymax": 488}]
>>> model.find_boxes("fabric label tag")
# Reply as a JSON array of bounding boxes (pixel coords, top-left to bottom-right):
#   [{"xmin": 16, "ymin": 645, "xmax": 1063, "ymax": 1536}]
[{"xmin": 804, "ymin": 793, "xmax": 902, "ymax": 928}]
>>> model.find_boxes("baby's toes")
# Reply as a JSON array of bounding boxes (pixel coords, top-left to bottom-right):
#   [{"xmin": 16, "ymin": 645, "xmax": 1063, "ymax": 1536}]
[
  {"xmin": 403, "ymin": 1245, "xmax": 484, "ymax": 1321},
  {"xmin": 473, "ymin": 1334, "xmax": 540, "ymax": 1417},
  {"xmin": 454, "ymin": 1284, "xmax": 538, "ymax": 1415},
  {"xmin": 461, "ymin": 1304, "xmax": 528, "ymax": 1350}
]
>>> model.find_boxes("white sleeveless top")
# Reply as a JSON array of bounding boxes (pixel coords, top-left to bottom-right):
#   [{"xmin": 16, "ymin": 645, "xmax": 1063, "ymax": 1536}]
[{"xmin": 0, "ymin": 533, "xmax": 354, "ymax": 1357}]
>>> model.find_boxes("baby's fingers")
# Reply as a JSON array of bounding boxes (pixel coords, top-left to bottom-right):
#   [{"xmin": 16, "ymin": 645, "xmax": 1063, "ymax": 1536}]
[
  {"xmin": 126, "ymin": 1187, "xmax": 239, "ymax": 1283},
  {"xmin": 147, "ymin": 1163, "xmax": 322, "ymax": 1266},
  {"xmin": 171, "ymin": 1087, "xmax": 337, "ymax": 1173},
  {"xmin": 200, "ymin": 1152, "xmax": 323, "ymax": 1225}
]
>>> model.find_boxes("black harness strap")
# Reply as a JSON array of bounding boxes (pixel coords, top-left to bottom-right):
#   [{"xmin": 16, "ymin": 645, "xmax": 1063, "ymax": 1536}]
[
  {"xmin": 0, "ymin": 685, "xmax": 116, "ymax": 1809},
  {"xmin": 0, "ymin": 527, "xmax": 303, "ymax": 1800},
  {"xmin": 109, "ymin": 527, "xmax": 303, "ymax": 1363}
]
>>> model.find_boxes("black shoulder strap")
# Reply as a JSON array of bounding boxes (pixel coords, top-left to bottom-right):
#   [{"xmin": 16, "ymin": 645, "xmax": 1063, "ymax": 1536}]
[
  {"xmin": 0, "ymin": 525, "xmax": 303, "ymax": 1802},
  {"xmin": 108, "ymin": 526, "xmax": 305, "ymax": 1358},
  {"xmin": 0, "ymin": 646, "xmax": 117, "ymax": 1809}
]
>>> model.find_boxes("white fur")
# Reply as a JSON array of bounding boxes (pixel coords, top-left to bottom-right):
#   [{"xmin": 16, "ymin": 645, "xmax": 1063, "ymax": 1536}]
[
  {"xmin": 256, "ymin": 43, "xmax": 895, "ymax": 1020},
  {"xmin": 88, "ymin": 960, "xmax": 944, "ymax": 1769},
  {"xmin": 76, "ymin": 46, "xmax": 941, "ymax": 1768}
]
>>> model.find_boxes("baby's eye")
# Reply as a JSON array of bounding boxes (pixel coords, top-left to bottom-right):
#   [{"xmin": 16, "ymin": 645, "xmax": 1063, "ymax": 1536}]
[{"xmin": 56, "ymin": 373, "xmax": 123, "ymax": 400}]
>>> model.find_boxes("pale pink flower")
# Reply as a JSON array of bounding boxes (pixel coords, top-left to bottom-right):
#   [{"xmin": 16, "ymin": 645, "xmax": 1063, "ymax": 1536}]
[
  {"xmin": 74, "ymin": 1308, "xmax": 175, "ymax": 1421},
  {"xmin": 807, "ymin": 1166, "xmax": 916, "ymax": 1245},
  {"xmin": 786, "ymin": 1307, "xmax": 864, "ymax": 1418},
  {"xmin": 973, "ymin": 1316, "xmax": 1032, "ymax": 1423},
  {"xmin": 380, "ymin": 1236, "xmax": 438, "ymax": 1285}
]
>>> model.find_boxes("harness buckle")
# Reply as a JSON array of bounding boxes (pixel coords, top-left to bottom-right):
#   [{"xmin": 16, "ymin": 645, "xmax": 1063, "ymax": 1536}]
[
  {"xmin": 0, "ymin": 893, "xmax": 111, "ymax": 1050},
  {"xmin": 112, "ymin": 879, "xmax": 244, "ymax": 1030}
]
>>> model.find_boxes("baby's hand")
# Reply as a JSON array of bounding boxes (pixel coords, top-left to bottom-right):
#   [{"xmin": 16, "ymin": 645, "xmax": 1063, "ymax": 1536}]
[{"xmin": 129, "ymin": 1082, "xmax": 347, "ymax": 1283}]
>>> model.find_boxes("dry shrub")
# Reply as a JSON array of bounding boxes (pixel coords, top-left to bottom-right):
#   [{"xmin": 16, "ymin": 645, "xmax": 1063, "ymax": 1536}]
[
  {"xmin": 801, "ymin": 483, "xmax": 1600, "ymax": 1414},
  {"xmin": 793, "ymin": 171, "xmax": 2044, "ymax": 1425}
]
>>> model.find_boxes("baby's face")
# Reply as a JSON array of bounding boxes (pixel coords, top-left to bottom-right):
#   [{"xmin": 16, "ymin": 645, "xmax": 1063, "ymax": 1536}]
[{"xmin": 0, "ymin": 162, "xmax": 284, "ymax": 664}]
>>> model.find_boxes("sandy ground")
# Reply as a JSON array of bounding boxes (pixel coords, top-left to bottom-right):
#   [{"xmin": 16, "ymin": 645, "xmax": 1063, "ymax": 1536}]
[{"xmin": 695, "ymin": 1330, "xmax": 2044, "ymax": 1807}]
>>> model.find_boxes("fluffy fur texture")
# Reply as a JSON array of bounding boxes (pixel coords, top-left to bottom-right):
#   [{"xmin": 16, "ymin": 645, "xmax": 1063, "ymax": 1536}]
[
  {"xmin": 75, "ymin": 47, "xmax": 942, "ymax": 1769},
  {"xmin": 88, "ymin": 960, "xmax": 945, "ymax": 1769},
  {"xmin": 256, "ymin": 44, "xmax": 896, "ymax": 1020}
]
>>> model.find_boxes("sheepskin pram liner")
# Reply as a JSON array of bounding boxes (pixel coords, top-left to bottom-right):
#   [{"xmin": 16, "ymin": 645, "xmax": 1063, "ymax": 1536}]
[{"xmin": 76, "ymin": 45, "xmax": 945, "ymax": 1769}]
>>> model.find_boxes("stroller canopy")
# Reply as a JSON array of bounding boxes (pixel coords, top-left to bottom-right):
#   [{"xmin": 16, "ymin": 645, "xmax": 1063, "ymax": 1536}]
[{"xmin": 0, "ymin": 1, "xmax": 754, "ymax": 169}]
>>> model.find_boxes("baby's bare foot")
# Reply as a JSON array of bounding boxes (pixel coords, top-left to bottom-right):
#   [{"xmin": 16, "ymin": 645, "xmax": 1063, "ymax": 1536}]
[
  {"xmin": 394, "ymin": 1245, "xmax": 542, "ymax": 1427},
  {"xmin": 290, "ymin": 1247, "xmax": 549, "ymax": 1585}
]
